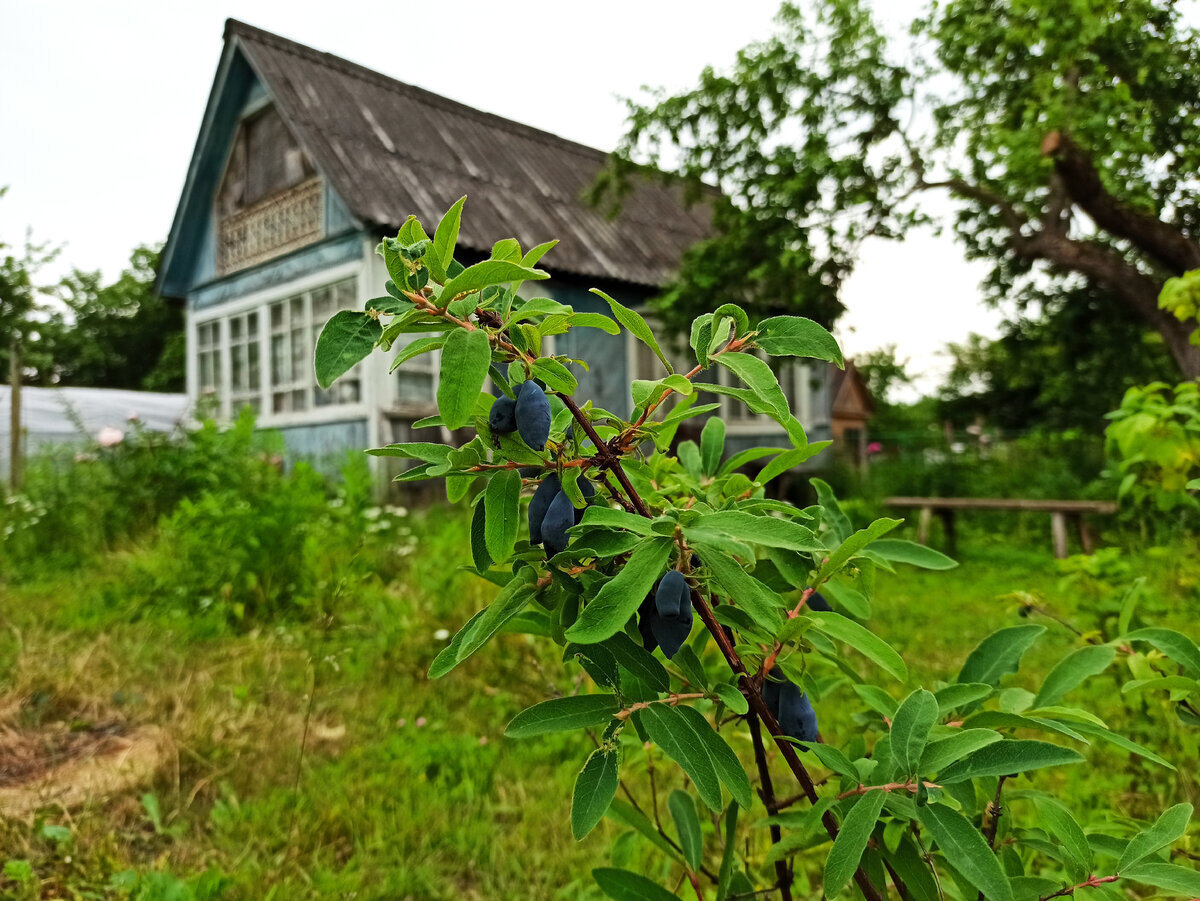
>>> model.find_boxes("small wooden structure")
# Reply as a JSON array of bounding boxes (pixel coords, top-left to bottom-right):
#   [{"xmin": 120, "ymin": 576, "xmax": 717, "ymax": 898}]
[{"xmin": 885, "ymin": 497, "xmax": 1119, "ymax": 559}]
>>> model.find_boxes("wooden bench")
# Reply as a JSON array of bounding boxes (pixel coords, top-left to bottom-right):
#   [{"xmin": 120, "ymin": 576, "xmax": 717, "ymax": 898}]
[{"xmin": 885, "ymin": 497, "xmax": 1119, "ymax": 559}]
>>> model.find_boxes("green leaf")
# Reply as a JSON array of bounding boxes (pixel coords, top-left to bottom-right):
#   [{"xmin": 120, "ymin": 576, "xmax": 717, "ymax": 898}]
[
  {"xmin": 920, "ymin": 729, "xmax": 1002, "ymax": 774},
  {"xmin": 668, "ymin": 790, "xmax": 703, "ymax": 872},
  {"xmin": 867, "ymin": 539, "xmax": 958, "ymax": 570},
  {"xmin": 934, "ymin": 683, "xmax": 994, "ymax": 716},
  {"xmin": 686, "ymin": 511, "xmax": 821, "ymax": 553},
  {"xmin": 1064, "ymin": 718, "xmax": 1175, "ymax": 769},
  {"xmin": 1117, "ymin": 803, "xmax": 1193, "ymax": 871},
  {"xmin": 365, "ymin": 441, "xmax": 452, "ymax": 462},
  {"xmin": 314, "ymin": 311, "xmax": 382, "ymax": 389},
  {"xmin": 603, "ymin": 632, "xmax": 670, "ymax": 694},
  {"xmin": 429, "ymin": 569, "xmax": 537, "ymax": 677},
  {"xmin": 1123, "ymin": 628, "xmax": 1200, "ymax": 677},
  {"xmin": 561, "ymin": 311, "xmax": 620, "ymax": 334},
  {"xmin": 491, "ymin": 237, "xmax": 522, "ymax": 263},
  {"xmin": 437, "ymin": 328, "xmax": 492, "ymax": 429},
  {"xmin": 440, "ymin": 260, "xmax": 549, "ymax": 312},
  {"xmin": 505, "ymin": 694, "xmax": 620, "ymax": 738},
  {"xmin": 807, "ymin": 611, "xmax": 908, "ymax": 681},
  {"xmin": 484, "ymin": 470, "xmax": 521, "ymax": 562},
  {"xmin": 693, "ymin": 548, "xmax": 785, "ymax": 634},
  {"xmin": 1122, "ymin": 861, "xmax": 1200, "ymax": 895},
  {"xmin": 640, "ymin": 704, "xmax": 724, "ymax": 811},
  {"xmin": 676, "ymin": 705, "xmax": 754, "ymax": 810},
  {"xmin": 756, "ymin": 315, "xmax": 844, "ymax": 366},
  {"xmin": 389, "ymin": 335, "xmax": 445, "ymax": 372},
  {"xmin": 713, "ymin": 682, "xmax": 749, "ymax": 715},
  {"xmin": 591, "ymin": 288, "xmax": 672, "ymax": 374},
  {"xmin": 715, "ymin": 353, "xmax": 805, "ymax": 445},
  {"xmin": 824, "ymin": 790, "xmax": 888, "ymax": 898},
  {"xmin": 918, "ymin": 803, "xmax": 1014, "ymax": 901},
  {"xmin": 531, "ymin": 357, "xmax": 578, "ymax": 393},
  {"xmin": 631, "ymin": 375, "xmax": 694, "ymax": 409},
  {"xmin": 429, "ymin": 195, "xmax": 466, "ymax": 282},
  {"xmin": 577, "ymin": 506, "xmax": 658, "ymax": 536},
  {"xmin": 716, "ymin": 804, "xmax": 739, "ymax": 901},
  {"xmin": 936, "ymin": 739, "xmax": 1085, "ymax": 784},
  {"xmin": 957, "ymin": 625, "xmax": 1046, "ymax": 687},
  {"xmin": 521, "ymin": 239, "xmax": 559, "ymax": 269},
  {"xmin": 593, "ymin": 867, "xmax": 682, "ymax": 901},
  {"xmin": 565, "ymin": 538, "xmax": 673, "ymax": 644},
  {"xmin": 1033, "ymin": 645, "xmax": 1117, "ymax": 708},
  {"xmin": 815, "ymin": 518, "xmax": 903, "ymax": 584},
  {"xmin": 573, "ymin": 748, "xmax": 620, "ymax": 841},
  {"xmin": 890, "ymin": 689, "xmax": 939, "ymax": 777},
  {"xmin": 1033, "ymin": 796, "xmax": 1092, "ymax": 882},
  {"xmin": 470, "ymin": 499, "xmax": 490, "ymax": 573},
  {"xmin": 700, "ymin": 417, "xmax": 726, "ymax": 476}
]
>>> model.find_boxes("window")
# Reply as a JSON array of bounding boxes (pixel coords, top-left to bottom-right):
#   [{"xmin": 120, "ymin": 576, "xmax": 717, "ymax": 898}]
[
  {"xmin": 197, "ymin": 321, "xmax": 221, "ymax": 398},
  {"xmin": 229, "ymin": 311, "xmax": 261, "ymax": 412},
  {"xmin": 395, "ymin": 339, "xmax": 436, "ymax": 406},
  {"xmin": 193, "ymin": 275, "xmax": 362, "ymax": 419}
]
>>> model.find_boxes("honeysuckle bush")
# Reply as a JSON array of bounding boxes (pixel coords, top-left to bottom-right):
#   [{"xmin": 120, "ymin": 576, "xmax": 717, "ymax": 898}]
[{"xmin": 315, "ymin": 198, "xmax": 1200, "ymax": 901}]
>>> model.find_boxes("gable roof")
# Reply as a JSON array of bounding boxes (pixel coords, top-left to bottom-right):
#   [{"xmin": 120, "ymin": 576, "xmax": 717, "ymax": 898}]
[{"xmin": 165, "ymin": 19, "xmax": 714, "ymax": 295}]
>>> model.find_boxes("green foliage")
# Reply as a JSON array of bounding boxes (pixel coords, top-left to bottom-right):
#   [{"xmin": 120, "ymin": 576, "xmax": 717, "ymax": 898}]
[
  {"xmin": 1105, "ymin": 379, "xmax": 1200, "ymax": 521},
  {"xmin": 599, "ymin": 0, "xmax": 1200, "ymax": 376},
  {"xmin": 317, "ymin": 199, "xmax": 1197, "ymax": 900}
]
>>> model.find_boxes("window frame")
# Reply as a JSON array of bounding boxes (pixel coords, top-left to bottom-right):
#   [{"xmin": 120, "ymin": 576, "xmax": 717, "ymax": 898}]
[{"xmin": 188, "ymin": 260, "xmax": 373, "ymax": 426}]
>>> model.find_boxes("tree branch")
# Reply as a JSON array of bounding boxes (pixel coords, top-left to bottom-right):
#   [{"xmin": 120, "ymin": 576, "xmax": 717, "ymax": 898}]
[
  {"xmin": 748, "ymin": 711, "xmax": 794, "ymax": 901},
  {"xmin": 1042, "ymin": 131, "xmax": 1200, "ymax": 273}
]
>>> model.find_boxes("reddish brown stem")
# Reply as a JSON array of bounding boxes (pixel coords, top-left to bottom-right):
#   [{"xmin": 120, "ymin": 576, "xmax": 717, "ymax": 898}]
[
  {"xmin": 748, "ymin": 711, "xmax": 794, "ymax": 901},
  {"xmin": 556, "ymin": 383, "xmax": 885, "ymax": 901},
  {"xmin": 1039, "ymin": 874, "xmax": 1120, "ymax": 900}
]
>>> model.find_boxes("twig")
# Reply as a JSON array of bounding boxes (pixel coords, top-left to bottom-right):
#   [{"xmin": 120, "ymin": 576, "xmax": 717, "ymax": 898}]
[
  {"xmin": 836, "ymin": 780, "xmax": 939, "ymax": 802},
  {"xmin": 616, "ymin": 692, "xmax": 707, "ymax": 721},
  {"xmin": 748, "ymin": 711, "xmax": 793, "ymax": 901},
  {"xmin": 1038, "ymin": 874, "xmax": 1120, "ymax": 899}
]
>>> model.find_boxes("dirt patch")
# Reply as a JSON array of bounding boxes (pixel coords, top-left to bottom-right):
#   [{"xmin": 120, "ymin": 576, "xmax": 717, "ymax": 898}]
[{"xmin": 0, "ymin": 719, "xmax": 171, "ymax": 819}]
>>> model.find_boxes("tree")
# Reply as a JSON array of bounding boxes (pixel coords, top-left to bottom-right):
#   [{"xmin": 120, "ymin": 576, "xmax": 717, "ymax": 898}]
[
  {"xmin": 939, "ymin": 283, "xmax": 1174, "ymax": 431},
  {"xmin": 0, "ymin": 190, "xmax": 60, "ymax": 382},
  {"xmin": 51, "ymin": 246, "xmax": 183, "ymax": 391},
  {"xmin": 599, "ymin": 0, "xmax": 1200, "ymax": 377}
]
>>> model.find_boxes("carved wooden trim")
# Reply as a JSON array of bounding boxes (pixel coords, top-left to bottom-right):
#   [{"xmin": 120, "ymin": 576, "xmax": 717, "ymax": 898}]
[{"xmin": 217, "ymin": 178, "xmax": 324, "ymax": 275}]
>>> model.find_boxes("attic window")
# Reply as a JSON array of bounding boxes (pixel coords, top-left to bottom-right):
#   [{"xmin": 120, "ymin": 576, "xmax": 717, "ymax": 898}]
[
  {"xmin": 218, "ymin": 105, "xmax": 316, "ymax": 213},
  {"xmin": 215, "ymin": 105, "xmax": 325, "ymax": 275}
]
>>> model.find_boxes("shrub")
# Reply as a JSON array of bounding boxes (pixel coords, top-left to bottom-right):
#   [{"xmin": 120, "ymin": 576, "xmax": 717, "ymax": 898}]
[{"xmin": 314, "ymin": 200, "xmax": 1200, "ymax": 901}]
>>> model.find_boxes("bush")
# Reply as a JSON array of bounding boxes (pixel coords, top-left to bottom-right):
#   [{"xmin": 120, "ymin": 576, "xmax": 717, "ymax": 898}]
[{"xmin": 0, "ymin": 408, "xmax": 284, "ymax": 580}]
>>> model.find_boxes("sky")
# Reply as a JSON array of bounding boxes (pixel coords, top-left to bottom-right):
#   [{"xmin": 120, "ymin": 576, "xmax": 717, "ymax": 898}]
[{"xmin": 0, "ymin": 0, "xmax": 1001, "ymax": 398}]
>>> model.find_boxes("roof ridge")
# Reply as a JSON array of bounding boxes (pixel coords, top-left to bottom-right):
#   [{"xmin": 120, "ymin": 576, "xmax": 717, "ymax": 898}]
[{"xmin": 224, "ymin": 18, "xmax": 614, "ymax": 165}]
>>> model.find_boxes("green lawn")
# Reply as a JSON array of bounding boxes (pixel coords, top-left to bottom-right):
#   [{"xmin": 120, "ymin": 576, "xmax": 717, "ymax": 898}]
[{"xmin": 1, "ymin": 509, "xmax": 1196, "ymax": 899}]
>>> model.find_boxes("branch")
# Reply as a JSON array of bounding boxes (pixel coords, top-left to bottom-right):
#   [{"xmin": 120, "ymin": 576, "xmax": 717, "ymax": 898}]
[
  {"xmin": 836, "ymin": 781, "xmax": 940, "ymax": 802},
  {"xmin": 1038, "ymin": 874, "xmax": 1120, "ymax": 900},
  {"xmin": 918, "ymin": 178, "xmax": 1027, "ymax": 233},
  {"xmin": 1042, "ymin": 131, "xmax": 1200, "ymax": 273},
  {"xmin": 978, "ymin": 776, "xmax": 1008, "ymax": 901},
  {"xmin": 553, "ymin": 342, "xmax": 886, "ymax": 901},
  {"xmin": 748, "ymin": 711, "xmax": 794, "ymax": 901}
]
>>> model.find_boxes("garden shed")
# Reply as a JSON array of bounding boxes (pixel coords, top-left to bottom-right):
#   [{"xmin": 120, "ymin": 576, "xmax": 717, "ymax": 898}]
[{"xmin": 160, "ymin": 20, "xmax": 850, "ymax": 482}]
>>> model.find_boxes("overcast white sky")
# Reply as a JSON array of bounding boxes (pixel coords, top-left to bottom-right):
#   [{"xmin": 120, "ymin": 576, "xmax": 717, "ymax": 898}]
[{"xmin": 0, "ymin": 0, "xmax": 1001, "ymax": 398}]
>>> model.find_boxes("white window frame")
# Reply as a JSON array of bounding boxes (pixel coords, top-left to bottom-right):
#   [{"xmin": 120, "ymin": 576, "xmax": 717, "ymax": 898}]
[{"xmin": 188, "ymin": 259, "xmax": 372, "ymax": 427}]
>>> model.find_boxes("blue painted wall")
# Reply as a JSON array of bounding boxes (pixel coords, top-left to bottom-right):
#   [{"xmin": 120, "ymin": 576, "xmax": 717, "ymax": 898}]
[{"xmin": 189, "ymin": 231, "xmax": 364, "ymax": 311}]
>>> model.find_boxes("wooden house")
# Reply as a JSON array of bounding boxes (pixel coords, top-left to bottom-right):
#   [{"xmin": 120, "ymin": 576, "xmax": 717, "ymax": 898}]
[{"xmin": 160, "ymin": 20, "xmax": 854, "ymax": 484}]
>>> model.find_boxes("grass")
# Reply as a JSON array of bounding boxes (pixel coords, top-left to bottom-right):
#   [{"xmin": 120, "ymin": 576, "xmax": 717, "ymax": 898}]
[{"xmin": 1, "ymin": 506, "xmax": 1197, "ymax": 899}]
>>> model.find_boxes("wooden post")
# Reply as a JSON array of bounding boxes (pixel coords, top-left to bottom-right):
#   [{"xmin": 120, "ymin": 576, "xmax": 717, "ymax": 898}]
[
  {"xmin": 1076, "ymin": 514, "xmax": 1095, "ymax": 555},
  {"xmin": 9, "ymin": 338, "xmax": 21, "ymax": 491},
  {"xmin": 917, "ymin": 507, "xmax": 932, "ymax": 545},
  {"xmin": 1051, "ymin": 512, "xmax": 1069, "ymax": 559}
]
